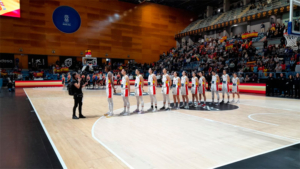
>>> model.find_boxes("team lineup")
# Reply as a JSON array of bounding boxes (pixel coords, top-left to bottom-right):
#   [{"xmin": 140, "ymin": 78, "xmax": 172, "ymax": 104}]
[{"xmin": 103, "ymin": 66, "xmax": 241, "ymax": 117}]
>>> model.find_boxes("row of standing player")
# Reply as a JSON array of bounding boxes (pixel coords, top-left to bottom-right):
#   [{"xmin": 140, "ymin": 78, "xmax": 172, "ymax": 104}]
[{"xmin": 104, "ymin": 66, "xmax": 241, "ymax": 117}]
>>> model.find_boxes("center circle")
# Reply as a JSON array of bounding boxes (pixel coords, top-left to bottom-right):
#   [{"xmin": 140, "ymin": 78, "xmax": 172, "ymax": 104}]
[{"xmin": 170, "ymin": 102, "xmax": 239, "ymax": 111}]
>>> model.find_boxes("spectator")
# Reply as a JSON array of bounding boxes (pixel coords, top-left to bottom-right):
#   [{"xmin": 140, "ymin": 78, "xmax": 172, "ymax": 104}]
[
  {"xmin": 275, "ymin": 63, "xmax": 282, "ymax": 72},
  {"xmin": 245, "ymin": 75, "xmax": 250, "ymax": 82}
]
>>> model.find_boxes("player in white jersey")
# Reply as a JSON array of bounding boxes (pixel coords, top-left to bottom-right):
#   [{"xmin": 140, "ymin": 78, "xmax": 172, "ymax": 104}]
[
  {"xmin": 172, "ymin": 71, "xmax": 181, "ymax": 109},
  {"xmin": 133, "ymin": 69, "xmax": 144, "ymax": 114},
  {"xmin": 147, "ymin": 68, "xmax": 158, "ymax": 112},
  {"xmin": 160, "ymin": 68, "xmax": 171, "ymax": 111},
  {"xmin": 231, "ymin": 73, "xmax": 240, "ymax": 103},
  {"xmin": 180, "ymin": 71, "xmax": 189, "ymax": 109},
  {"xmin": 120, "ymin": 69, "xmax": 130, "ymax": 116},
  {"xmin": 104, "ymin": 66, "xmax": 116, "ymax": 116},
  {"xmin": 211, "ymin": 71, "xmax": 220, "ymax": 105},
  {"xmin": 190, "ymin": 72, "xmax": 199, "ymax": 107},
  {"xmin": 198, "ymin": 71, "xmax": 207, "ymax": 107},
  {"xmin": 221, "ymin": 70, "xmax": 230, "ymax": 104}
]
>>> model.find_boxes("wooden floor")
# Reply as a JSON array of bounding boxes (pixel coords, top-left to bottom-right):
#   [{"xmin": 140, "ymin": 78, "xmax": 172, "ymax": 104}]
[{"xmin": 24, "ymin": 87, "xmax": 300, "ymax": 169}]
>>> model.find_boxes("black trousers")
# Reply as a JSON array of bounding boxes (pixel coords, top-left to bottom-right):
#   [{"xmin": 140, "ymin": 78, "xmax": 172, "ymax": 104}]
[
  {"xmin": 73, "ymin": 95, "xmax": 83, "ymax": 116},
  {"xmin": 295, "ymin": 86, "xmax": 300, "ymax": 98},
  {"xmin": 287, "ymin": 85, "xmax": 294, "ymax": 96},
  {"xmin": 279, "ymin": 85, "xmax": 285, "ymax": 95},
  {"xmin": 266, "ymin": 85, "xmax": 274, "ymax": 95}
]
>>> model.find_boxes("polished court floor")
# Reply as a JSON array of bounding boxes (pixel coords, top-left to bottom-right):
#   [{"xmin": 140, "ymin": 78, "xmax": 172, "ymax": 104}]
[{"xmin": 23, "ymin": 87, "xmax": 300, "ymax": 169}]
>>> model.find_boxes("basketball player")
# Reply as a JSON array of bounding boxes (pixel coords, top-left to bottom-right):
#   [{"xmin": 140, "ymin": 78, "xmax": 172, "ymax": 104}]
[
  {"xmin": 190, "ymin": 72, "xmax": 199, "ymax": 107},
  {"xmin": 198, "ymin": 71, "xmax": 207, "ymax": 107},
  {"xmin": 172, "ymin": 71, "xmax": 181, "ymax": 109},
  {"xmin": 104, "ymin": 66, "xmax": 116, "ymax": 116},
  {"xmin": 62, "ymin": 74, "xmax": 65, "ymax": 89},
  {"xmin": 211, "ymin": 71, "xmax": 220, "ymax": 105},
  {"xmin": 160, "ymin": 68, "xmax": 172, "ymax": 111},
  {"xmin": 221, "ymin": 70, "xmax": 230, "ymax": 104},
  {"xmin": 231, "ymin": 73, "xmax": 240, "ymax": 103},
  {"xmin": 133, "ymin": 69, "xmax": 144, "ymax": 114},
  {"xmin": 181, "ymin": 71, "xmax": 189, "ymax": 109},
  {"xmin": 67, "ymin": 72, "xmax": 71, "ymax": 84},
  {"xmin": 147, "ymin": 68, "xmax": 158, "ymax": 112},
  {"xmin": 120, "ymin": 69, "xmax": 130, "ymax": 116}
]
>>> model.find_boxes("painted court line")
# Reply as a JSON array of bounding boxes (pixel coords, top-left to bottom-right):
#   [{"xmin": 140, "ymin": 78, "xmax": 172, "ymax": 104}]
[
  {"xmin": 209, "ymin": 140, "xmax": 300, "ymax": 169},
  {"xmin": 91, "ymin": 116, "xmax": 134, "ymax": 169},
  {"xmin": 24, "ymin": 89, "xmax": 68, "ymax": 169},
  {"xmin": 92, "ymin": 103, "xmax": 300, "ymax": 169},
  {"xmin": 248, "ymin": 113, "xmax": 300, "ymax": 126},
  {"xmin": 178, "ymin": 110, "xmax": 300, "ymax": 142},
  {"xmin": 248, "ymin": 113, "xmax": 279, "ymax": 126},
  {"xmin": 239, "ymin": 102, "xmax": 300, "ymax": 112}
]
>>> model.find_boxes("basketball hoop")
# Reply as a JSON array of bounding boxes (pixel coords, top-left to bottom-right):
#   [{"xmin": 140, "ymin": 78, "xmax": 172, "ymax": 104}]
[{"xmin": 284, "ymin": 33, "xmax": 299, "ymax": 50}]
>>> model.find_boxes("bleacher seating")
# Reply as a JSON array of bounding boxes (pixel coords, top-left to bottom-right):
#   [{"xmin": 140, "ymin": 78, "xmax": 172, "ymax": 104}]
[{"xmin": 180, "ymin": 0, "xmax": 287, "ymax": 34}]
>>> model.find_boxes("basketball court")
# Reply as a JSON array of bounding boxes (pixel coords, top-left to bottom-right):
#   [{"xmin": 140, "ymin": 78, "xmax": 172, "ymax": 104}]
[{"xmin": 23, "ymin": 87, "xmax": 300, "ymax": 169}]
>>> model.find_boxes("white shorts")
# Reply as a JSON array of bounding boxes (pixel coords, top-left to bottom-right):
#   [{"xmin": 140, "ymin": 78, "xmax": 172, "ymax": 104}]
[
  {"xmin": 222, "ymin": 84, "xmax": 229, "ymax": 94},
  {"xmin": 106, "ymin": 87, "xmax": 113, "ymax": 98},
  {"xmin": 162, "ymin": 87, "xmax": 170, "ymax": 95},
  {"xmin": 172, "ymin": 87, "xmax": 180, "ymax": 96},
  {"xmin": 191, "ymin": 86, "xmax": 198, "ymax": 94},
  {"xmin": 198, "ymin": 85, "xmax": 206, "ymax": 94},
  {"xmin": 232, "ymin": 84, "xmax": 239, "ymax": 93},
  {"xmin": 121, "ymin": 89, "xmax": 129, "ymax": 97},
  {"xmin": 181, "ymin": 86, "xmax": 188, "ymax": 95},
  {"xmin": 211, "ymin": 83, "xmax": 219, "ymax": 92},
  {"xmin": 135, "ymin": 88, "xmax": 142, "ymax": 96},
  {"xmin": 148, "ymin": 86, "xmax": 156, "ymax": 95}
]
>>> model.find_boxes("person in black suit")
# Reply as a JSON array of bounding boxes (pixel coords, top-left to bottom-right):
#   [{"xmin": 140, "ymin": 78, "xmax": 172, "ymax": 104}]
[
  {"xmin": 295, "ymin": 73, "xmax": 300, "ymax": 98},
  {"xmin": 72, "ymin": 72, "xmax": 88, "ymax": 119},
  {"xmin": 278, "ymin": 73, "xmax": 286, "ymax": 96},
  {"xmin": 266, "ymin": 73, "xmax": 275, "ymax": 96},
  {"xmin": 286, "ymin": 75, "xmax": 294, "ymax": 97}
]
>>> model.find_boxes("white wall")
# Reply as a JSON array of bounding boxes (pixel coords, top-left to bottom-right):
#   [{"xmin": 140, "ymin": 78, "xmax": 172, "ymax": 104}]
[{"xmin": 249, "ymin": 18, "xmax": 270, "ymax": 32}]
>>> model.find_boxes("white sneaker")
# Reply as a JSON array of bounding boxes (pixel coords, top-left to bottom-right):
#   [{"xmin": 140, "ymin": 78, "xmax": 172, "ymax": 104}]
[
  {"xmin": 184, "ymin": 105, "xmax": 189, "ymax": 109},
  {"xmin": 123, "ymin": 112, "xmax": 130, "ymax": 116},
  {"xmin": 119, "ymin": 110, "xmax": 126, "ymax": 116},
  {"xmin": 152, "ymin": 108, "xmax": 157, "ymax": 112},
  {"xmin": 138, "ymin": 110, "xmax": 144, "ymax": 114},
  {"xmin": 194, "ymin": 104, "xmax": 198, "ymax": 107},
  {"xmin": 108, "ymin": 112, "xmax": 114, "ymax": 116},
  {"xmin": 236, "ymin": 100, "xmax": 240, "ymax": 104}
]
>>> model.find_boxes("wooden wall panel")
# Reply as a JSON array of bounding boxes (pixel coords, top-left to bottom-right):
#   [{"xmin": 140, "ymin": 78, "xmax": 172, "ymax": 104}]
[{"xmin": 0, "ymin": 0, "xmax": 194, "ymax": 64}]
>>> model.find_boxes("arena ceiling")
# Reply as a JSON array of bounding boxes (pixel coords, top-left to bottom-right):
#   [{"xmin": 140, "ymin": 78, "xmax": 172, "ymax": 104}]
[{"xmin": 119, "ymin": 0, "xmax": 226, "ymax": 14}]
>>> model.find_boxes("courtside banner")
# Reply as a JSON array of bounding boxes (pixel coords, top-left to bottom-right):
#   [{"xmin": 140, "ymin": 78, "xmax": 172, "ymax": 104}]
[
  {"xmin": 15, "ymin": 80, "xmax": 63, "ymax": 88},
  {"xmin": 0, "ymin": 53, "xmax": 14, "ymax": 68}
]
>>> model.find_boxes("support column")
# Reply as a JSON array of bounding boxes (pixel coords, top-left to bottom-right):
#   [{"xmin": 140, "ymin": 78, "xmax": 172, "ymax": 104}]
[
  {"xmin": 207, "ymin": 6, "xmax": 213, "ymax": 17},
  {"xmin": 223, "ymin": 0, "xmax": 230, "ymax": 12}
]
